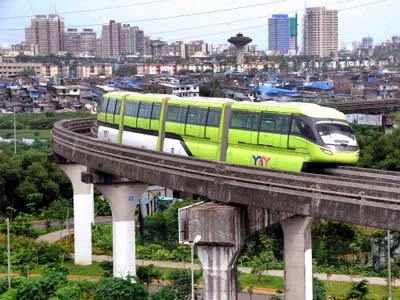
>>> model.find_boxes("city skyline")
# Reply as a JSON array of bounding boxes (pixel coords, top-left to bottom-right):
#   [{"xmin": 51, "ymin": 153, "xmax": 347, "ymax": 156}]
[{"xmin": 0, "ymin": 0, "xmax": 398, "ymax": 49}]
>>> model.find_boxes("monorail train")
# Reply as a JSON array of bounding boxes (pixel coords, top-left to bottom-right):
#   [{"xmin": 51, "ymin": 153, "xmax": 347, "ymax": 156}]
[{"xmin": 97, "ymin": 92, "xmax": 359, "ymax": 173}]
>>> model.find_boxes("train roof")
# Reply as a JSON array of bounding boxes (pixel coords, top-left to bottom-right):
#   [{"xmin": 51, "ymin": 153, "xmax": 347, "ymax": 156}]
[{"xmin": 103, "ymin": 92, "xmax": 345, "ymax": 120}]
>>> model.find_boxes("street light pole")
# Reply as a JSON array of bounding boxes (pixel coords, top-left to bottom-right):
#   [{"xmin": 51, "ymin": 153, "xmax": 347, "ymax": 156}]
[
  {"xmin": 185, "ymin": 234, "xmax": 201, "ymax": 300},
  {"xmin": 388, "ymin": 229, "xmax": 392, "ymax": 300},
  {"xmin": 6, "ymin": 218, "xmax": 11, "ymax": 289},
  {"xmin": 13, "ymin": 103, "xmax": 16, "ymax": 155}
]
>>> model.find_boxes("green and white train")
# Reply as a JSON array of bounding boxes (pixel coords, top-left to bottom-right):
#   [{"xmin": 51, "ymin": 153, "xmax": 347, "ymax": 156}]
[{"xmin": 97, "ymin": 92, "xmax": 359, "ymax": 173}]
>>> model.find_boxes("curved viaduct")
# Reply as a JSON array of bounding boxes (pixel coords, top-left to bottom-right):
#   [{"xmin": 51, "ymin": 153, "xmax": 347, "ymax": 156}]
[{"xmin": 52, "ymin": 118, "xmax": 400, "ymax": 300}]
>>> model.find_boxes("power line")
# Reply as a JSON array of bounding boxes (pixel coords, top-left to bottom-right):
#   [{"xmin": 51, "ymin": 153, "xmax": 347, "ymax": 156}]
[
  {"xmin": 162, "ymin": 0, "xmax": 389, "ymax": 42},
  {"xmin": 0, "ymin": 0, "xmax": 288, "ymax": 31},
  {"xmin": 0, "ymin": 0, "xmax": 171, "ymax": 20},
  {"xmin": 151, "ymin": 0, "xmax": 375, "ymax": 39}
]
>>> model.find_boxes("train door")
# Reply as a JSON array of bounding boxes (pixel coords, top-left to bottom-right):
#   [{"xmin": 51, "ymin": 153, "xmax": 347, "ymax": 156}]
[
  {"xmin": 204, "ymin": 108, "xmax": 222, "ymax": 142},
  {"xmin": 104, "ymin": 97, "xmax": 115, "ymax": 123},
  {"xmin": 113, "ymin": 98, "xmax": 123, "ymax": 126},
  {"xmin": 288, "ymin": 116, "xmax": 313, "ymax": 154},
  {"xmin": 166, "ymin": 105, "xmax": 187, "ymax": 136},
  {"xmin": 185, "ymin": 106, "xmax": 206, "ymax": 138},
  {"xmin": 229, "ymin": 110, "xmax": 259, "ymax": 145},
  {"xmin": 258, "ymin": 112, "xmax": 281, "ymax": 148},
  {"xmin": 137, "ymin": 102, "xmax": 152, "ymax": 130}
]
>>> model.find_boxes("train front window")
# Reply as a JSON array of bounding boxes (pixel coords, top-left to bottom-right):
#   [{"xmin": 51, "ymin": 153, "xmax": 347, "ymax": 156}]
[{"xmin": 316, "ymin": 122, "xmax": 358, "ymax": 149}]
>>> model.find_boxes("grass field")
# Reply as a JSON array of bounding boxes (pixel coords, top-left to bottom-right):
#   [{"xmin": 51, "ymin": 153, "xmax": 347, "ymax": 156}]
[{"xmin": 2, "ymin": 262, "xmax": 399, "ymax": 299}]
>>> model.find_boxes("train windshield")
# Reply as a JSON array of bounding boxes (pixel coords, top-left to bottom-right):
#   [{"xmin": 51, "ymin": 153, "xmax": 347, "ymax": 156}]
[{"xmin": 315, "ymin": 122, "xmax": 358, "ymax": 150}]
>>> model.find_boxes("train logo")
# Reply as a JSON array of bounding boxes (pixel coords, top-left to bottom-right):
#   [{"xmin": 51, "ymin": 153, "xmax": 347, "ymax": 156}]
[{"xmin": 252, "ymin": 155, "xmax": 271, "ymax": 167}]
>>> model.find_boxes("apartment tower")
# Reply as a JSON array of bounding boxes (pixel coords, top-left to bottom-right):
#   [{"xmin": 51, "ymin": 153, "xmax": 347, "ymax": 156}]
[
  {"xmin": 101, "ymin": 20, "xmax": 121, "ymax": 58},
  {"xmin": 303, "ymin": 7, "xmax": 338, "ymax": 57},
  {"xmin": 25, "ymin": 15, "xmax": 64, "ymax": 55}
]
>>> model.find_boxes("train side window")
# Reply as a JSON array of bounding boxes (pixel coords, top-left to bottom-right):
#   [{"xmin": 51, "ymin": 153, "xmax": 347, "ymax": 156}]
[
  {"xmin": 277, "ymin": 115, "xmax": 290, "ymax": 133},
  {"xmin": 187, "ymin": 107, "xmax": 207, "ymax": 125},
  {"xmin": 167, "ymin": 105, "xmax": 187, "ymax": 123},
  {"xmin": 291, "ymin": 116, "xmax": 315, "ymax": 142},
  {"xmin": 206, "ymin": 108, "xmax": 221, "ymax": 127},
  {"xmin": 106, "ymin": 99, "xmax": 116, "ymax": 113},
  {"xmin": 260, "ymin": 113, "xmax": 276, "ymax": 132},
  {"xmin": 125, "ymin": 102, "xmax": 139, "ymax": 117},
  {"xmin": 138, "ymin": 102, "xmax": 152, "ymax": 118},
  {"xmin": 151, "ymin": 103, "xmax": 161, "ymax": 120},
  {"xmin": 260, "ymin": 114, "xmax": 290, "ymax": 133},
  {"xmin": 230, "ymin": 111, "xmax": 260, "ymax": 130}
]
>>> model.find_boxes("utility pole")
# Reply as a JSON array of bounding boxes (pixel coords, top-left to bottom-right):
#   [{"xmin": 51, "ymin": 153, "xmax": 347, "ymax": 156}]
[
  {"xmin": 13, "ymin": 103, "xmax": 16, "ymax": 155},
  {"xmin": 6, "ymin": 218, "xmax": 11, "ymax": 289},
  {"xmin": 387, "ymin": 229, "xmax": 392, "ymax": 300}
]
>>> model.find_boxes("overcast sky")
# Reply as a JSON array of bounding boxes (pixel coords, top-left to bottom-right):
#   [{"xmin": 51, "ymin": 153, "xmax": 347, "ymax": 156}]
[{"xmin": 0, "ymin": 0, "xmax": 398, "ymax": 49}]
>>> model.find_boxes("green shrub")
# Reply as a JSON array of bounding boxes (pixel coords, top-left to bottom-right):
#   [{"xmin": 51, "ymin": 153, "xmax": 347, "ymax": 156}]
[
  {"xmin": 0, "ymin": 289, "xmax": 17, "ymax": 300},
  {"xmin": 54, "ymin": 282, "xmax": 81, "ymax": 300},
  {"xmin": 16, "ymin": 271, "xmax": 67, "ymax": 300},
  {"xmin": 93, "ymin": 277, "xmax": 148, "ymax": 300},
  {"xmin": 92, "ymin": 224, "xmax": 112, "ymax": 253},
  {"xmin": 346, "ymin": 279, "xmax": 369, "ymax": 300},
  {"xmin": 137, "ymin": 265, "xmax": 161, "ymax": 287}
]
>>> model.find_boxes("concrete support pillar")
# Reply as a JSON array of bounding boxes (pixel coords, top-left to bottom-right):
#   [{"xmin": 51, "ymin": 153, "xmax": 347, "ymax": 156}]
[
  {"xmin": 198, "ymin": 245, "xmax": 240, "ymax": 300},
  {"xmin": 59, "ymin": 164, "xmax": 94, "ymax": 266},
  {"xmin": 179, "ymin": 203, "xmax": 246, "ymax": 300},
  {"xmin": 96, "ymin": 183, "xmax": 147, "ymax": 279},
  {"xmin": 281, "ymin": 216, "xmax": 313, "ymax": 300}
]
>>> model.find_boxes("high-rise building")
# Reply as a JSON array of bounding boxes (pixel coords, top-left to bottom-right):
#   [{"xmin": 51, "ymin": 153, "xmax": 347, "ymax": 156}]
[
  {"xmin": 101, "ymin": 20, "xmax": 121, "ymax": 58},
  {"xmin": 361, "ymin": 37, "xmax": 373, "ymax": 49},
  {"xmin": 80, "ymin": 29, "xmax": 97, "ymax": 56},
  {"xmin": 25, "ymin": 14, "xmax": 64, "ymax": 56},
  {"xmin": 64, "ymin": 28, "xmax": 97, "ymax": 56},
  {"xmin": 95, "ymin": 39, "xmax": 103, "ymax": 57},
  {"xmin": 268, "ymin": 14, "xmax": 289, "ymax": 55},
  {"xmin": 172, "ymin": 41, "xmax": 187, "ymax": 58},
  {"xmin": 120, "ymin": 25, "xmax": 144, "ymax": 56},
  {"xmin": 289, "ymin": 15, "xmax": 298, "ymax": 54},
  {"xmin": 135, "ymin": 29, "xmax": 145, "ymax": 56},
  {"xmin": 64, "ymin": 28, "xmax": 80, "ymax": 56},
  {"xmin": 186, "ymin": 40, "xmax": 208, "ymax": 57},
  {"xmin": 303, "ymin": 7, "xmax": 338, "ymax": 57}
]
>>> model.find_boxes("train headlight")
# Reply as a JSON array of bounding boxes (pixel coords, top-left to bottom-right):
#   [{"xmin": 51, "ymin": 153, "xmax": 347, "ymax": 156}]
[{"xmin": 320, "ymin": 147, "xmax": 333, "ymax": 155}]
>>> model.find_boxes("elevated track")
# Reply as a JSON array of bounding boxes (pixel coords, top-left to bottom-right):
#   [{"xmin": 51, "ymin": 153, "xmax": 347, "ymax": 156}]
[{"xmin": 52, "ymin": 118, "xmax": 400, "ymax": 230}]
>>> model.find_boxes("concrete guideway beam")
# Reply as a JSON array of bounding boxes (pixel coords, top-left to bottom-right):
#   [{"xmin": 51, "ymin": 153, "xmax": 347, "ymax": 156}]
[
  {"xmin": 281, "ymin": 216, "xmax": 313, "ymax": 300},
  {"xmin": 96, "ymin": 183, "xmax": 148, "ymax": 279},
  {"xmin": 59, "ymin": 164, "xmax": 94, "ymax": 266}
]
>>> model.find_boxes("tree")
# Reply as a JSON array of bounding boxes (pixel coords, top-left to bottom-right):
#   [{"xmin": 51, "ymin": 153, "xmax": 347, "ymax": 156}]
[
  {"xmin": 19, "ymin": 67, "xmax": 36, "ymax": 77},
  {"xmin": 93, "ymin": 277, "xmax": 148, "ymax": 300},
  {"xmin": 115, "ymin": 65, "xmax": 137, "ymax": 77},
  {"xmin": 42, "ymin": 199, "xmax": 72, "ymax": 223},
  {"xmin": 346, "ymin": 280, "xmax": 369, "ymax": 300},
  {"xmin": 199, "ymin": 80, "xmax": 224, "ymax": 98}
]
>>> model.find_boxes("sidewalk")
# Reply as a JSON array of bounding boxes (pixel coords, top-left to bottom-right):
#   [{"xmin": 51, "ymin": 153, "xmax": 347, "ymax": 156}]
[{"xmin": 39, "ymin": 227, "xmax": 397, "ymax": 287}]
